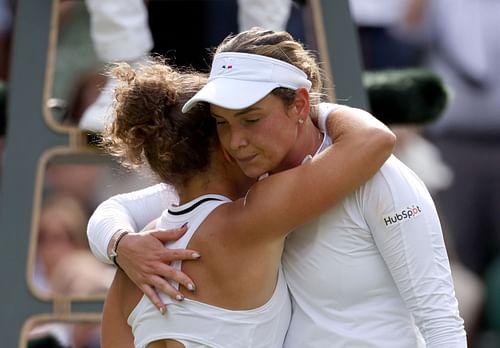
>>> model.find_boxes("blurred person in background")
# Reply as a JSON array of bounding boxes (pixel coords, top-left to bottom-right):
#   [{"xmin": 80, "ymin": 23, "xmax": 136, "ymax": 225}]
[
  {"xmin": 79, "ymin": 0, "xmax": 301, "ymax": 132},
  {"xmin": 29, "ymin": 250, "xmax": 115, "ymax": 348},
  {"xmin": 349, "ymin": 0, "xmax": 421, "ymax": 70},
  {"xmin": 34, "ymin": 193, "xmax": 90, "ymax": 294},
  {"xmin": 399, "ymin": 0, "xmax": 500, "ymax": 277},
  {"xmin": 30, "ymin": 194, "xmax": 98, "ymax": 347},
  {"xmin": 51, "ymin": 250, "xmax": 115, "ymax": 348}
]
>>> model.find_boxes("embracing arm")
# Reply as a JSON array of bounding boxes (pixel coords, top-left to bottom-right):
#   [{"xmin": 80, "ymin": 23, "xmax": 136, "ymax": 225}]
[
  {"xmin": 231, "ymin": 104, "xmax": 396, "ymax": 241},
  {"xmin": 101, "ymin": 270, "xmax": 136, "ymax": 348},
  {"xmin": 88, "ymin": 183, "xmax": 199, "ymax": 312},
  {"xmin": 87, "ymin": 183, "xmax": 174, "ymax": 263},
  {"xmin": 363, "ymin": 159, "xmax": 467, "ymax": 347}
]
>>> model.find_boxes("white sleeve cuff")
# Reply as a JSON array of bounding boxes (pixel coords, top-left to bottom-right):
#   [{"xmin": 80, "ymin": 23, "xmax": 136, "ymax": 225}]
[{"xmin": 318, "ymin": 103, "xmax": 341, "ymax": 133}]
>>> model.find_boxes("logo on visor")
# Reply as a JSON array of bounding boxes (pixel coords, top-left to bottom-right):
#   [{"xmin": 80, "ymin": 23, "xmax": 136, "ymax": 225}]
[{"xmin": 219, "ymin": 58, "xmax": 234, "ymax": 74}]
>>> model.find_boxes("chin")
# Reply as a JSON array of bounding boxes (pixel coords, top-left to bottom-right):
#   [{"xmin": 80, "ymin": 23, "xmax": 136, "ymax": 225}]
[
  {"xmin": 237, "ymin": 157, "xmax": 277, "ymax": 179},
  {"xmin": 241, "ymin": 166, "xmax": 269, "ymax": 180}
]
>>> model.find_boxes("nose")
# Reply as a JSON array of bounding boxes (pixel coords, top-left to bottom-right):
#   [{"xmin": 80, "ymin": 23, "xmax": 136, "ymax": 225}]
[{"xmin": 228, "ymin": 124, "xmax": 249, "ymax": 151}]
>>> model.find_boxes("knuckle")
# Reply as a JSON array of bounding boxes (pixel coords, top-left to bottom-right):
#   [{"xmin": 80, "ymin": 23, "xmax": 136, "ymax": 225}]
[{"xmin": 162, "ymin": 267, "xmax": 175, "ymax": 278}]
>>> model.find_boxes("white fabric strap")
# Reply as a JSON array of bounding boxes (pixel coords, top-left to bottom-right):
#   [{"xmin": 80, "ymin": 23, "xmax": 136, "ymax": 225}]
[{"xmin": 318, "ymin": 103, "xmax": 341, "ymax": 133}]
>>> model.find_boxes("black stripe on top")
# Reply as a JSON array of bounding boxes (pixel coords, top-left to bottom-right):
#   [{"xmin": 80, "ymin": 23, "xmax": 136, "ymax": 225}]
[{"xmin": 168, "ymin": 197, "xmax": 223, "ymax": 216}]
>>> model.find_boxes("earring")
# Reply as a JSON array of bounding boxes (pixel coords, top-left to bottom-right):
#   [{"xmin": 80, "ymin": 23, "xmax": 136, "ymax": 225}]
[{"xmin": 298, "ymin": 119, "xmax": 304, "ymax": 124}]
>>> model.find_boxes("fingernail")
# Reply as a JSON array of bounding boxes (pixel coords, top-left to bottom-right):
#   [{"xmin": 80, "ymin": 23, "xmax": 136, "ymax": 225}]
[
  {"xmin": 176, "ymin": 294, "xmax": 184, "ymax": 301},
  {"xmin": 192, "ymin": 252, "xmax": 201, "ymax": 259},
  {"xmin": 181, "ymin": 222, "xmax": 188, "ymax": 229},
  {"xmin": 187, "ymin": 283, "xmax": 196, "ymax": 292},
  {"xmin": 159, "ymin": 306, "xmax": 166, "ymax": 315}
]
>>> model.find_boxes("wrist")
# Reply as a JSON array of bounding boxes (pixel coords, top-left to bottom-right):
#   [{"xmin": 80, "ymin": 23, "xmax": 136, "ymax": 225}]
[{"xmin": 108, "ymin": 229, "xmax": 130, "ymax": 266}]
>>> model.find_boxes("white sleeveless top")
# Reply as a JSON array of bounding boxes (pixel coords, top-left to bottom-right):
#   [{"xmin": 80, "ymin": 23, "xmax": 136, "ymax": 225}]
[{"xmin": 128, "ymin": 194, "xmax": 291, "ymax": 348}]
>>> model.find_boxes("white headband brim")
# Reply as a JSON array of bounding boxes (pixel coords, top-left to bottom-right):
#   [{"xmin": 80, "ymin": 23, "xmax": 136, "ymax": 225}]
[{"xmin": 182, "ymin": 52, "xmax": 312, "ymax": 112}]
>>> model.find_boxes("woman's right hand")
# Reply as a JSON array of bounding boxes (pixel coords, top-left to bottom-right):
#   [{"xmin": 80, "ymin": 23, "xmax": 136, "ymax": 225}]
[{"xmin": 114, "ymin": 225, "xmax": 200, "ymax": 313}]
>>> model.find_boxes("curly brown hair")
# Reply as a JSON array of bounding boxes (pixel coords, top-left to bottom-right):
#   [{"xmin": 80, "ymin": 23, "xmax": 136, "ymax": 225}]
[{"xmin": 102, "ymin": 59, "xmax": 216, "ymax": 188}]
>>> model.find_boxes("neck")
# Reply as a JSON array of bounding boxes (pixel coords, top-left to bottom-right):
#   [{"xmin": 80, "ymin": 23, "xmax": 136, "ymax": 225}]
[
  {"xmin": 176, "ymin": 177, "xmax": 228, "ymax": 205},
  {"xmin": 270, "ymin": 119, "xmax": 323, "ymax": 174},
  {"xmin": 176, "ymin": 151, "xmax": 248, "ymax": 205}
]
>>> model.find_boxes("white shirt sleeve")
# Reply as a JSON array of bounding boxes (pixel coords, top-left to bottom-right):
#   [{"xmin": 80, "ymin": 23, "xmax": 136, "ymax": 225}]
[
  {"xmin": 87, "ymin": 183, "xmax": 178, "ymax": 264},
  {"xmin": 360, "ymin": 156, "xmax": 467, "ymax": 347},
  {"xmin": 318, "ymin": 102, "xmax": 342, "ymax": 133}
]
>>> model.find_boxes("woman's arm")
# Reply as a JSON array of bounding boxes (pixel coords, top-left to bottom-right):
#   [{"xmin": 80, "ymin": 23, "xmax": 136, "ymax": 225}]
[
  {"xmin": 101, "ymin": 270, "xmax": 135, "ymax": 348},
  {"xmin": 363, "ymin": 158, "xmax": 467, "ymax": 347},
  {"xmin": 87, "ymin": 183, "xmax": 199, "ymax": 312},
  {"xmin": 227, "ymin": 104, "xmax": 396, "ymax": 242},
  {"xmin": 87, "ymin": 183, "xmax": 174, "ymax": 263}
]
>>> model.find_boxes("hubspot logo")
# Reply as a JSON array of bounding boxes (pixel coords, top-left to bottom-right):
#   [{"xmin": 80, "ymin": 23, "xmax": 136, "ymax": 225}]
[{"xmin": 383, "ymin": 205, "xmax": 422, "ymax": 227}]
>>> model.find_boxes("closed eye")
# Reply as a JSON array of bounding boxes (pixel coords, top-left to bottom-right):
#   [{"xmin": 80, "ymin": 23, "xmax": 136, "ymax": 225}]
[
  {"xmin": 243, "ymin": 118, "xmax": 259, "ymax": 124},
  {"xmin": 212, "ymin": 115, "xmax": 228, "ymax": 125}
]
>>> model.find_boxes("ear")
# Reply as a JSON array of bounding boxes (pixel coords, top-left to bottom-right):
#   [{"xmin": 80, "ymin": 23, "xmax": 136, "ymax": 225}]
[{"xmin": 292, "ymin": 88, "xmax": 310, "ymax": 121}]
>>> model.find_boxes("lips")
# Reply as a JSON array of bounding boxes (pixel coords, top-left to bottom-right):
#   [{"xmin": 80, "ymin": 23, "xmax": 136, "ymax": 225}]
[{"xmin": 235, "ymin": 154, "xmax": 257, "ymax": 164}]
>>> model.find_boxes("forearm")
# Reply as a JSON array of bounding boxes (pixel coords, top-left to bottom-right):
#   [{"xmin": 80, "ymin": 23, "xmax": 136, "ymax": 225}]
[{"xmin": 87, "ymin": 183, "xmax": 177, "ymax": 264}]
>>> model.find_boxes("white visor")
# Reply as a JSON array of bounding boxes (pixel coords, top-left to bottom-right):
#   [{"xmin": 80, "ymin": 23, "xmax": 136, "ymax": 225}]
[{"xmin": 182, "ymin": 52, "xmax": 312, "ymax": 112}]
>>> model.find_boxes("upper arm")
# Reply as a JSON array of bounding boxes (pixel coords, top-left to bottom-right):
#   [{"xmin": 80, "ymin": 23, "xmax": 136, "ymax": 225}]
[
  {"xmin": 362, "ymin": 159, "xmax": 466, "ymax": 346},
  {"xmin": 101, "ymin": 270, "xmax": 135, "ymax": 348}
]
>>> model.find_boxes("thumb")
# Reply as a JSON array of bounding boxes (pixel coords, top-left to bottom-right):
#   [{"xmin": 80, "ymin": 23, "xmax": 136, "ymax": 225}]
[{"xmin": 151, "ymin": 224, "xmax": 188, "ymax": 243}]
